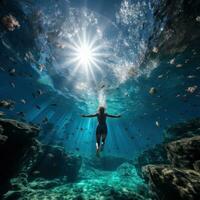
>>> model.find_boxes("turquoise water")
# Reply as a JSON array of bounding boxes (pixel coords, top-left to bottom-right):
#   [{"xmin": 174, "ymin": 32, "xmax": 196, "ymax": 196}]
[{"xmin": 0, "ymin": 0, "xmax": 200, "ymax": 199}]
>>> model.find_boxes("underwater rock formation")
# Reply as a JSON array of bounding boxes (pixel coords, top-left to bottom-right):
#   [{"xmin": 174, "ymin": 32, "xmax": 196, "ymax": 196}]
[
  {"xmin": 142, "ymin": 164, "xmax": 200, "ymax": 200},
  {"xmin": 142, "ymin": 135, "xmax": 200, "ymax": 200},
  {"xmin": 134, "ymin": 144, "xmax": 168, "ymax": 176},
  {"xmin": 0, "ymin": 118, "xmax": 39, "ymax": 195},
  {"xmin": 166, "ymin": 136, "xmax": 200, "ymax": 169},
  {"xmin": 28, "ymin": 144, "xmax": 82, "ymax": 181},
  {"xmin": 146, "ymin": 0, "xmax": 200, "ymax": 59},
  {"xmin": 0, "ymin": 118, "xmax": 82, "ymax": 198},
  {"xmin": 134, "ymin": 118, "xmax": 200, "ymax": 200},
  {"xmin": 135, "ymin": 118, "xmax": 200, "ymax": 171},
  {"xmin": 3, "ymin": 162, "xmax": 148, "ymax": 200}
]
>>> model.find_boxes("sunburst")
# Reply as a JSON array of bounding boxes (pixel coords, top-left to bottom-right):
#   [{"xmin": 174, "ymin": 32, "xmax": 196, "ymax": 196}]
[{"xmin": 65, "ymin": 30, "xmax": 107, "ymax": 81}]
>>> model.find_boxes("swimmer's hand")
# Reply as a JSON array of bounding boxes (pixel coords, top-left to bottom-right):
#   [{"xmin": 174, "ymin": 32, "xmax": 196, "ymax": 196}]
[
  {"xmin": 117, "ymin": 115, "xmax": 121, "ymax": 118},
  {"xmin": 81, "ymin": 114, "xmax": 86, "ymax": 117}
]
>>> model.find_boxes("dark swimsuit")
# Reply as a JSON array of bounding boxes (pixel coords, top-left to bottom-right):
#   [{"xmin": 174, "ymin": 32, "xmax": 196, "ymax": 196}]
[{"xmin": 96, "ymin": 113, "xmax": 107, "ymax": 141}]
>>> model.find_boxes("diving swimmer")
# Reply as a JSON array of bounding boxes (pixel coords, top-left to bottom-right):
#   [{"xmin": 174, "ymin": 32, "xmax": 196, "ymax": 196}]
[{"xmin": 81, "ymin": 106, "xmax": 121, "ymax": 155}]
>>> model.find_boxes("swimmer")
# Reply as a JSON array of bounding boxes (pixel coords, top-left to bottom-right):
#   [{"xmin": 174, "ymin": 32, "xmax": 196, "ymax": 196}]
[{"xmin": 81, "ymin": 106, "xmax": 121, "ymax": 156}]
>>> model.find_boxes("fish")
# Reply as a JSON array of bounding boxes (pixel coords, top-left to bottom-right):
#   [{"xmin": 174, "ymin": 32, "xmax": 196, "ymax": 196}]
[{"xmin": 35, "ymin": 105, "xmax": 41, "ymax": 110}]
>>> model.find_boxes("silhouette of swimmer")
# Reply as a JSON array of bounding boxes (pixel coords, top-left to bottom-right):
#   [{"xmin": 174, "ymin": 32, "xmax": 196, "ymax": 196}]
[{"xmin": 81, "ymin": 106, "xmax": 121, "ymax": 156}]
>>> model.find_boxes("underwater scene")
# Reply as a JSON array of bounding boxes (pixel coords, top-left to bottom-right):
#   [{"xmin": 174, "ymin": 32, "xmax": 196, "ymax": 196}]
[{"xmin": 0, "ymin": 0, "xmax": 200, "ymax": 199}]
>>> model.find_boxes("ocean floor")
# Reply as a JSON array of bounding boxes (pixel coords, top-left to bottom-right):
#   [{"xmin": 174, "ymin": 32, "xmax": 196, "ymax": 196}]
[{"xmin": 4, "ymin": 162, "xmax": 149, "ymax": 200}]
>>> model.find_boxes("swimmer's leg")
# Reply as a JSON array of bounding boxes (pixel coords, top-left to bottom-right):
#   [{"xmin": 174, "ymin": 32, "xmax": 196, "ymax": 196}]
[
  {"xmin": 101, "ymin": 132, "xmax": 107, "ymax": 151},
  {"xmin": 96, "ymin": 127, "xmax": 101, "ymax": 155}
]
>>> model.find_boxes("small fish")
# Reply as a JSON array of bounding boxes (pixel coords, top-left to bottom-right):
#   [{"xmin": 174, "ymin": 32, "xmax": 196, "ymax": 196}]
[
  {"xmin": 176, "ymin": 64, "xmax": 183, "ymax": 68},
  {"xmin": 155, "ymin": 121, "xmax": 160, "ymax": 127},
  {"xmin": 20, "ymin": 99, "xmax": 26, "ymax": 104},
  {"xmin": 186, "ymin": 85, "xmax": 198, "ymax": 93},
  {"xmin": 35, "ymin": 105, "xmax": 41, "ymax": 110},
  {"xmin": 10, "ymin": 82, "xmax": 15, "ymax": 88},
  {"xmin": 9, "ymin": 68, "xmax": 16, "ymax": 76},
  {"xmin": 152, "ymin": 47, "xmax": 158, "ymax": 53},
  {"xmin": 17, "ymin": 111, "xmax": 25, "ymax": 117},
  {"xmin": 169, "ymin": 58, "xmax": 175, "ymax": 65},
  {"xmin": 149, "ymin": 87, "xmax": 157, "ymax": 95}
]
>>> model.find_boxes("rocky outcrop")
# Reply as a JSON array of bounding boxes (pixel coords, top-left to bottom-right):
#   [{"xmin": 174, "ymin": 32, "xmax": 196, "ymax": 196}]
[
  {"xmin": 146, "ymin": 0, "xmax": 200, "ymax": 58},
  {"xmin": 135, "ymin": 118, "xmax": 200, "ymax": 172},
  {"xmin": 166, "ymin": 136, "xmax": 200, "ymax": 169},
  {"xmin": 135, "ymin": 144, "xmax": 168, "ymax": 176},
  {"xmin": 0, "ymin": 118, "xmax": 82, "ymax": 197},
  {"xmin": 27, "ymin": 144, "xmax": 82, "ymax": 181},
  {"xmin": 142, "ymin": 165, "xmax": 200, "ymax": 200},
  {"xmin": 142, "ymin": 135, "xmax": 200, "ymax": 200},
  {"xmin": 0, "ymin": 118, "xmax": 39, "ymax": 195}
]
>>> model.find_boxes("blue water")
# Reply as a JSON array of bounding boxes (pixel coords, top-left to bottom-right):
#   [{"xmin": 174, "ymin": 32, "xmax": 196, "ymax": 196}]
[{"xmin": 0, "ymin": 0, "xmax": 200, "ymax": 160}]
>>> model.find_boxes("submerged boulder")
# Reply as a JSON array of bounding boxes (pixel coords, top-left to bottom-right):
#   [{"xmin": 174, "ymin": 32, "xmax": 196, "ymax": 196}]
[
  {"xmin": 138, "ymin": 118, "xmax": 200, "ymax": 200},
  {"xmin": 0, "ymin": 118, "xmax": 82, "ymax": 198},
  {"xmin": 166, "ymin": 136, "xmax": 200, "ymax": 169},
  {"xmin": 135, "ymin": 144, "xmax": 168, "ymax": 176},
  {"xmin": 142, "ymin": 165, "xmax": 200, "ymax": 200},
  {"xmin": 0, "ymin": 118, "xmax": 39, "ymax": 195},
  {"xmin": 28, "ymin": 144, "xmax": 82, "ymax": 181}
]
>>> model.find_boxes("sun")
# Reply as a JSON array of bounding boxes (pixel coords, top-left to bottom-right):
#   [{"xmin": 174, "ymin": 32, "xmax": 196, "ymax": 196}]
[
  {"xmin": 75, "ymin": 43, "xmax": 94, "ymax": 68},
  {"xmin": 65, "ymin": 31, "xmax": 107, "ymax": 81}
]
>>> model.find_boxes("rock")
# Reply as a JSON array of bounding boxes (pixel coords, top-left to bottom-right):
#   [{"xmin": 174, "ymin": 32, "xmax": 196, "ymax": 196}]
[
  {"xmin": 166, "ymin": 136, "xmax": 200, "ymax": 169},
  {"xmin": 139, "ymin": 119, "xmax": 200, "ymax": 200},
  {"xmin": 0, "ymin": 118, "xmax": 39, "ymax": 196},
  {"xmin": 0, "ymin": 118, "xmax": 39, "ymax": 141},
  {"xmin": 29, "ymin": 179, "xmax": 61, "ymax": 189},
  {"xmin": 0, "ymin": 100, "xmax": 15, "ymax": 109},
  {"xmin": 149, "ymin": 87, "xmax": 157, "ymax": 95},
  {"xmin": 193, "ymin": 160, "xmax": 200, "ymax": 172},
  {"xmin": 28, "ymin": 145, "xmax": 82, "ymax": 181},
  {"xmin": 3, "ymin": 190, "xmax": 22, "ymax": 200},
  {"xmin": 164, "ymin": 118, "xmax": 200, "ymax": 142},
  {"xmin": 135, "ymin": 144, "xmax": 169, "ymax": 176},
  {"xmin": 1, "ymin": 15, "xmax": 20, "ymax": 31},
  {"xmin": 142, "ymin": 165, "xmax": 200, "ymax": 200},
  {"xmin": 0, "ymin": 134, "xmax": 8, "ymax": 144}
]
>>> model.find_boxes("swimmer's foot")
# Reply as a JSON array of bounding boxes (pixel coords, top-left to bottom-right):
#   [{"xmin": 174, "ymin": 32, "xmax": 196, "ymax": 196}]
[
  {"xmin": 96, "ymin": 147, "xmax": 100, "ymax": 157},
  {"xmin": 100, "ymin": 143, "xmax": 104, "ymax": 152}
]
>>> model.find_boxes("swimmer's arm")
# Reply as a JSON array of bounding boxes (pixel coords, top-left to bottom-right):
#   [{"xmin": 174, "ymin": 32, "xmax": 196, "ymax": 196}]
[
  {"xmin": 106, "ymin": 113, "xmax": 121, "ymax": 118},
  {"xmin": 81, "ymin": 113, "xmax": 98, "ymax": 118}
]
